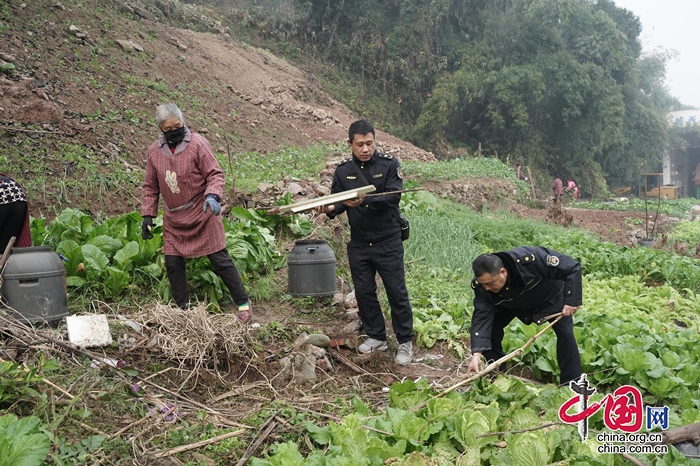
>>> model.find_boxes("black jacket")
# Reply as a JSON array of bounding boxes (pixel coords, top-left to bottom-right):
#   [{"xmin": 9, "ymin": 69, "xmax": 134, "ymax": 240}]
[
  {"xmin": 470, "ymin": 246, "xmax": 582, "ymax": 353},
  {"xmin": 328, "ymin": 151, "xmax": 403, "ymax": 243}
]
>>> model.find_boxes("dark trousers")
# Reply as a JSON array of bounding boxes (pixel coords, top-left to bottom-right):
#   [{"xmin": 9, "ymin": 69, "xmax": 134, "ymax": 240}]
[
  {"xmin": 165, "ymin": 249, "xmax": 248, "ymax": 309},
  {"xmin": 483, "ymin": 310, "xmax": 582, "ymax": 385},
  {"xmin": 0, "ymin": 201, "xmax": 27, "ymax": 252},
  {"xmin": 347, "ymin": 235, "xmax": 414, "ymax": 344}
]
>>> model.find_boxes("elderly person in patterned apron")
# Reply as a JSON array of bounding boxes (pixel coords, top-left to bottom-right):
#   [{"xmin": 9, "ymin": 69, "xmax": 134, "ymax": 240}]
[
  {"xmin": 140, "ymin": 103, "xmax": 252, "ymax": 322},
  {"xmin": 0, "ymin": 173, "xmax": 32, "ymax": 253}
]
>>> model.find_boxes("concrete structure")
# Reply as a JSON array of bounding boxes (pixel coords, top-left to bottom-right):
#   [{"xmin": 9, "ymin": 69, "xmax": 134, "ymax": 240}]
[{"xmin": 664, "ymin": 110, "xmax": 700, "ymax": 198}]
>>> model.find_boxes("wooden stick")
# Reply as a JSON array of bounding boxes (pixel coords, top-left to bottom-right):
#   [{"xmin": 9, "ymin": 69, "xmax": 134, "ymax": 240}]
[
  {"xmin": 213, "ymin": 381, "xmax": 267, "ymax": 402},
  {"xmin": 1, "ymin": 359, "xmax": 75, "ymax": 400},
  {"xmin": 651, "ymin": 181, "xmax": 662, "ymax": 240},
  {"xmin": 362, "ymin": 188, "xmax": 425, "ymax": 198},
  {"xmin": 75, "ymin": 420, "xmax": 108, "ymax": 437},
  {"xmin": 43, "ymin": 377, "xmax": 75, "ymax": 399},
  {"xmin": 620, "ymin": 453, "xmax": 649, "ymax": 466},
  {"xmin": 135, "ymin": 376, "xmax": 251, "ymax": 429},
  {"xmin": 294, "ymin": 405, "xmax": 342, "ymax": 422},
  {"xmin": 527, "ymin": 167, "xmax": 536, "ymax": 199},
  {"xmin": 235, "ymin": 414, "xmax": 278, "ymax": 466},
  {"xmin": 109, "ymin": 411, "xmax": 156, "ymax": 439},
  {"xmin": 535, "ymin": 312, "xmax": 563, "ymax": 325},
  {"xmin": 142, "ymin": 366, "xmax": 174, "ymax": 381},
  {"xmin": 476, "ymin": 422, "xmax": 565, "ymax": 438},
  {"xmin": 0, "ymin": 236, "xmax": 16, "ymax": 286},
  {"xmin": 411, "ymin": 316, "xmax": 563, "ymax": 412},
  {"xmin": 292, "ymin": 405, "xmax": 399, "ymax": 438},
  {"xmin": 151, "ymin": 429, "xmax": 245, "ymax": 458},
  {"xmin": 328, "ymin": 348, "xmax": 366, "ymax": 375}
]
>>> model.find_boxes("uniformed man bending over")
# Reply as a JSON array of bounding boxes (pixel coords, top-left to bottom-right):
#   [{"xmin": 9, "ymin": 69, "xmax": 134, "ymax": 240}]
[
  {"xmin": 317, "ymin": 120, "xmax": 414, "ymax": 365},
  {"xmin": 467, "ymin": 246, "xmax": 583, "ymax": 384}
]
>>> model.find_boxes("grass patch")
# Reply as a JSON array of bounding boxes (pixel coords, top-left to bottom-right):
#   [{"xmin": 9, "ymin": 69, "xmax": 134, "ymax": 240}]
[
  {"xmin": 403, "ymin": 209, "xmax": 481, "ymax": 271},
  {"xmin": 220, "ymin": 142, "xmax": 343, "ymax": 192},
  {"xmin": 1, "ymin": 139, "xmax": 139, "ymax": 215},
  {"xmin": 575, "ymin": 197, "xmax": 698, "ymax": 218},
  {"xmin": 668, "ymin": 219, "xmax": 700, "ymax": 244},
  {"xmin": 403, "ymin": 157, "xmax": 523, "ymax": 182},
  {"xmin": 403, "ymin": 191, "xmax": 700, "ymax": 290}
]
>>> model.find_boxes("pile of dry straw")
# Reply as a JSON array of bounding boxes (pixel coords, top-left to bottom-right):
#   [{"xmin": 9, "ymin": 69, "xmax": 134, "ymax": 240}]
[{"xmin": 141, "ymin": 302, "xmax": 250, "ymax": 369}]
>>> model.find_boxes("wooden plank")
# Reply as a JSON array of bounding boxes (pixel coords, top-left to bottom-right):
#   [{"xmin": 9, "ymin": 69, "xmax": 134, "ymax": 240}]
[{"xmin": 270, "ymin": 185, "xmax": 376, "ymax": 215}]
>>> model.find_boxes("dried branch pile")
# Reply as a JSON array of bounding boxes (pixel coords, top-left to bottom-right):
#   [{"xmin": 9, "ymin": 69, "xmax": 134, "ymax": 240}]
[{"xmin": 140, "ymin": 303, "xmax": 252, "ymax": 381}]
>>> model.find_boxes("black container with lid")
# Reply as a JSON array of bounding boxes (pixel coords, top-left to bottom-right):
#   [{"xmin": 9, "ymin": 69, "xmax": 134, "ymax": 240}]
[
  {"xmin": 1, "ymin": 247, "xmax": 68, "ymax": 325},
  {"xmin": 287, "ymin": 240, "xmax": 337, "ymax": 296}
]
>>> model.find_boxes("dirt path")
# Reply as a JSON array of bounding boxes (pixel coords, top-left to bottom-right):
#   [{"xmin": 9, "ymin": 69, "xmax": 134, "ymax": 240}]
[{"xmin": 510, "ymin": 204, "xmax": 665, "ymax": 246}]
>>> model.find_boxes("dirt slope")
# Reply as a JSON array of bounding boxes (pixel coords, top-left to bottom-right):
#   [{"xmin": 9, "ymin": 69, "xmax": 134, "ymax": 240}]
[
  {"xmin": 0, "ymin": 0, "xmax": 433, "ymax": 218},
  {"xmin": 1, "ymin": 0, "xmax": 657, "ymax": 245}
]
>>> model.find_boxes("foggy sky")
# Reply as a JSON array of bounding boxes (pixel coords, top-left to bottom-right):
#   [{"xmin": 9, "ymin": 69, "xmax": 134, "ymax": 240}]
[{"xmin": 612, "ymin": 0, "xmax": 700, "ymax": 109}]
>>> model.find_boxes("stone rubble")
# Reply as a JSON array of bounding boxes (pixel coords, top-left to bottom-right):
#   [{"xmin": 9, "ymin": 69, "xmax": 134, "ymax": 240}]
[
  {"xmin": 115, "ymin": 39, "xmax": 145, "ymax": 53},
  {"xmin": 279, "ymin": 331, "xmax": 334, "ymax": 382}
]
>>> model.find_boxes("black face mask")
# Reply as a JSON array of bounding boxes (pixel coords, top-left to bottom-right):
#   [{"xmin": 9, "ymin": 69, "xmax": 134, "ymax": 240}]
[{"xmin": 163, "ymin": 126, "xmax": 186, "ymax": 147}]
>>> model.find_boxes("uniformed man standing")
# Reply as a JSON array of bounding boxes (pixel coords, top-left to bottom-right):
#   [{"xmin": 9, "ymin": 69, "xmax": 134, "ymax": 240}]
[
  {"xmin": 317, "ymin": 120, "xmax": 414, "ymax": 365},
  {"xmin": 466, "ymin": 246, "xmax": 582, "ymax": 384}
]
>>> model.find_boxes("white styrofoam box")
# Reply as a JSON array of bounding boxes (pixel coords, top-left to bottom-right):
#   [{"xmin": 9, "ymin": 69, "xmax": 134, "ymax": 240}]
[{"xmin": 66, "ymin": 314, "xmax": 113, "ymax": 348}]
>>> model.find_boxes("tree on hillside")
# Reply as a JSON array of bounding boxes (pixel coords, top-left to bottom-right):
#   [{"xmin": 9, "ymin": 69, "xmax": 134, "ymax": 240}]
[
  {"xmin": 283, "ymin": 0, "xmax": 678, "ymax": 195},
  {"xmin": 410, "ymin": 0, "xmax": 674, "ymax": 195}
]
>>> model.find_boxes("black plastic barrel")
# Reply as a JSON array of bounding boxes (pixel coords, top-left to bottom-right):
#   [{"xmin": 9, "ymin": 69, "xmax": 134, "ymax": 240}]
[
  {"xmin": 0, "ymin": 247, "xmax": 68, "ymax": 325},
  {"xmin": 288, "ymin": 240, "xmax": 336, "ymax": 296}
]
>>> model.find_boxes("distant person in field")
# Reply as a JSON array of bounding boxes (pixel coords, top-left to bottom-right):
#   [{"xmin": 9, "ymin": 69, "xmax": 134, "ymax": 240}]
[
  {"xmin": 552, "ymin": 178, "xmax": 563, "ymax": 202},
  {"xmin": 467, "ymin": 247, "xmax": 583, "ymax": 384},
  {"xmin": 0, "ymin": 173, "xmax": 32, "ymax": 253},
  {"xmin": 140, "ymin": 103, "xmax": 251, "ymax": 322},
  {"xmin": 565, "ymin": 179, "xmax": 579, "ymax": 199},
  {"xmin": 693, "ymin": 162, "xmax": 700, "ymax": 199}
]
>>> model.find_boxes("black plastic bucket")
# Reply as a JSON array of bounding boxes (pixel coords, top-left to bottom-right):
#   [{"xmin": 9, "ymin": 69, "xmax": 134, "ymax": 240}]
[
  {"xmin": 0, "ymin": 247, "xmax": 68, "ymax": 325},
  {"xmin": 638, "ymin": 238, "xmax": 655, "ymax": 248},
  {"xmin": 288, "ymin": 240, "xmax": 336, "ymax": 296}
]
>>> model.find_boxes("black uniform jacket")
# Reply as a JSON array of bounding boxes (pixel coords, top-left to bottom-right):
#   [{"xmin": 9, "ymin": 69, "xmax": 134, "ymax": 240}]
[
  {"xmin": 327, "ymin": 150, "xmax": 403, "ymax": 244},
  {"xmin": 470, "ymin": 246, "xmax": 582, "ymax": 353}
]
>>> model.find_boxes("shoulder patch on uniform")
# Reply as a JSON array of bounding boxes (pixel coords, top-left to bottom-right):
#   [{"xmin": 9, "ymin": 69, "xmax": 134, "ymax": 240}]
[
  {"xmin": 338, "ymin": 158, "xmax": 352, "ymax": 165},
  {"xmin": 379, "ymin": 153, "xmax": 393, "ymax": 159},
  {"xmin": 522, "ymin": 253, "xmax": 536, "ymax": 263},
  {"xmin": 471, "ymin": 278, "xmax": 481, "ymax": 290},
  {"xmin": 546, "ymin": 255, "xmax": 560, "ymax": 267}
]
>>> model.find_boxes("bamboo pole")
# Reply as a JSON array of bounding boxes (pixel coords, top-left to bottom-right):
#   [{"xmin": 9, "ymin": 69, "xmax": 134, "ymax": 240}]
[
  {"xmin": 411, "ymin": 315, "xmax": 563, "ymax": 412},
  {"xmin": 527, "ymin": 167, "xmax": 536, "ymax": 199}
]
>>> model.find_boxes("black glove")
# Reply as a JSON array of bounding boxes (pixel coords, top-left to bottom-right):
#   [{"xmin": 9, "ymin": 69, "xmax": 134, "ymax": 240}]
[{"xmin": 141, "ymin": 216, "xmax": 154, "ymax": 240}]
